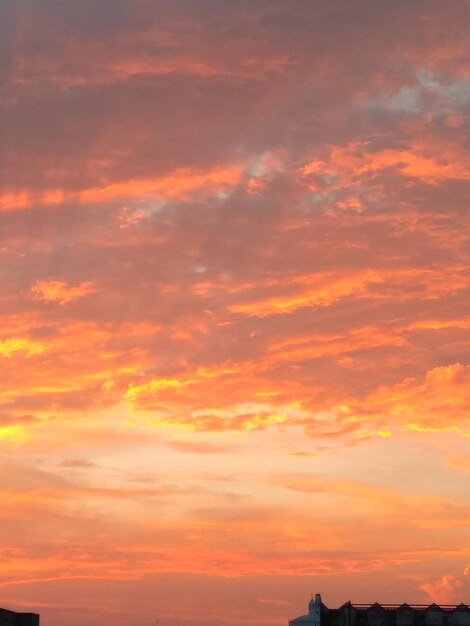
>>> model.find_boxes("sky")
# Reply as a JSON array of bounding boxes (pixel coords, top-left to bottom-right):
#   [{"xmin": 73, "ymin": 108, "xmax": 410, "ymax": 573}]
[{"xmin": 0, "ymin": 1, "xmax": 469, "ymax": 625}]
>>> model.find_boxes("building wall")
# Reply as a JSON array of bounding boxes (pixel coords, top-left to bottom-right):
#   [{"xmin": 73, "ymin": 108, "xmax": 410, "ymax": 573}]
[{"xmin": 0, "ymin": 608, "xmax": 39, "ymax": 626}]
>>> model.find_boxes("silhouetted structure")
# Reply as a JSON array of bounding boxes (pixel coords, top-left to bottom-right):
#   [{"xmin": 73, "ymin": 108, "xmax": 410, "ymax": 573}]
[
  {"xmin": 290, "ymin": 595, "xmax": 470, "ymax": 626},
  {"xmin": 0, "ymin": 608, "xmax": 39, "ymax": 626}
]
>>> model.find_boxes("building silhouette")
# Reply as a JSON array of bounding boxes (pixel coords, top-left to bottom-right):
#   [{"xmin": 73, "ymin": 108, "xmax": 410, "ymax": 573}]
[
  {"xmin": 290, "ymin": 595, "xmax": 470, "ymax": 626},
  {"xmin": 0, "ymin": 608, "xmax": 39, "ymax": 626}
]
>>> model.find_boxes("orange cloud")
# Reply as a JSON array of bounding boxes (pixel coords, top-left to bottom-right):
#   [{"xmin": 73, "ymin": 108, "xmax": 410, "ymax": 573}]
[
  {"xmin": 267, "ymin": 325, "xmax": 407, "ymax": 366},
  {"xmin": 301, "ymin": 139, "xmax": 470, "ymax": 186},
  {"xmin": 229, "ymin": 267, "xmax": 469, "ymax": 318},
  {"xmin": 31, "ymin": 280, "xmax": 95, "ymax": 305},
  {"xmin": 80, "ymin": 166, "xmax": 242, "ymax": 203},
  {"xmin": 446, "ymin": 453, "xmax": 470, "ymax": 473},
  {"xmin": 343, "ymin": 363, "xmax": 470, "ymax": 435},
  {"xmin": 421, "ymin": 567, "xmax": 470, "ymax": 604},
  {"xmin": 0, "ymin": 337, "xmax": 45, "ymax": 357},
  {"xmin": 230, "ymin": 270, "xmax": 383, "ymax": 317},
  {"xmin": 0, "ymin": 166, "xmax": 243, "ymax": 211}
]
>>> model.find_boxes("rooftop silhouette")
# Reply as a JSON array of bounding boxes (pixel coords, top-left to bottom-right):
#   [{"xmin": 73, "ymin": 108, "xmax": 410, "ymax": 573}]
[
  {"xmin": 290, "ymin": 595, "xmax": 470, "ymax": 626},
  {"xmin": 0, "ymin": 607, "xmax": 39, "ymax": 626}
]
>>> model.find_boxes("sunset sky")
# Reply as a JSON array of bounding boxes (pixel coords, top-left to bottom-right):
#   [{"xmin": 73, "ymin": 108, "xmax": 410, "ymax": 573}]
[{"xmin": 1, "ymin": 1, "xmax": 470, "ymax": 625}]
